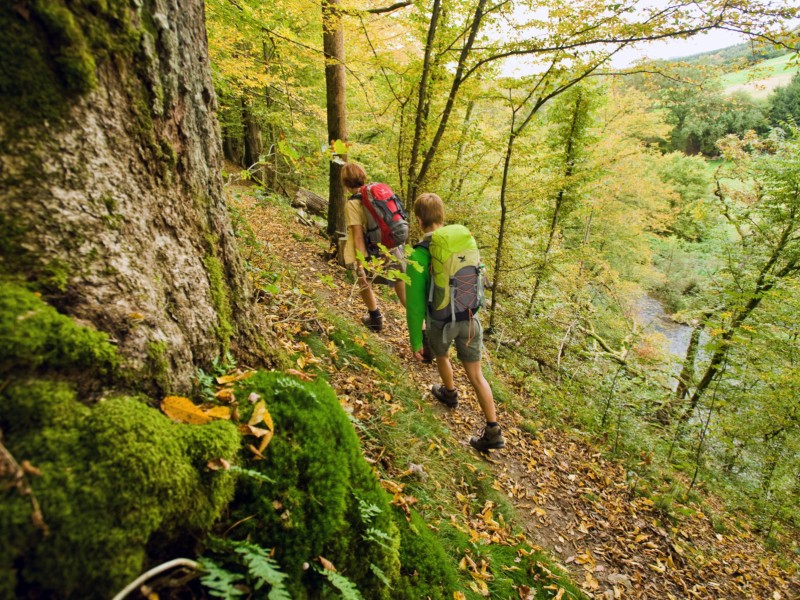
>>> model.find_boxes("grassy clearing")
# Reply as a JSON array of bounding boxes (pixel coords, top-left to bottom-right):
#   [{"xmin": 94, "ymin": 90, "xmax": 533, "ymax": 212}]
[{"xmin": 718, "ymin": 53, "xmax": 798, "ymax": 94}]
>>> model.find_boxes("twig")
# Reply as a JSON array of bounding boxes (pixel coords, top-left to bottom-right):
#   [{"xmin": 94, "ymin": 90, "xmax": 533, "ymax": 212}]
[
  {"xmin": 0, "ymin": 434, "xmax": 49, "ymax": 536},
  {"xmin": 111, "ymin": 558, "xmax": 201, "ymax": 600}
]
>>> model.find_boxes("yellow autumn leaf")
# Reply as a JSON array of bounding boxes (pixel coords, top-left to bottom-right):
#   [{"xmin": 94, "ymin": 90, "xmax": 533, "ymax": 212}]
[
  {"xmin": 215, "ymin": 371, "xmax": 255, "ymax": 385},
  {"xmin": 453, "ymin": 593, "xmax": 466, "ymax": 600},
  {"xmin": 161, "ymin": 396, "xmax": 212, "ymax": 425},
  {"xmin": 206, "ymin": 406, "xmax": 232, "ymax": 420},
  {"xmin": 214, "ymin": 388, "xmax": 235, "ymax": 402},
  {"xmin": 239, "ymin": 424, "xmax": 270, "ymax": 438},
  {"xmin": 257, "ymin": 427, "xmax": 274, "ymax": 453},
  {"xmin": 249, "ymin": 400, "xmax": 267, "ymax": 426}
]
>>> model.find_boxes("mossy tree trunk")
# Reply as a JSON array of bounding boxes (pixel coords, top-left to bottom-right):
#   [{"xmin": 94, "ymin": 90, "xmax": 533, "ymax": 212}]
[{"xmin": 0, "ymin": 0, "xmax": 265, "ymax": 395}]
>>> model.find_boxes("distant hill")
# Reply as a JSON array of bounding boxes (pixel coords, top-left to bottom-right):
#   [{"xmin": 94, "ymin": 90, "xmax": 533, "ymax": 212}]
[
  {"xmin": 675, "ymin": 40, "xmax": 793, "ymax": 67},
  {"xmin": 666, "ymin": 40, "xmax": 798, "ymax": 99}
]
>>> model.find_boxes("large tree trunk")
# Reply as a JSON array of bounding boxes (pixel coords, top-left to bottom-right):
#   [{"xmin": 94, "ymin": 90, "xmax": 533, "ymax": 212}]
[
  {"xmin": 322, "ymin": 0, "xmax": 347, "ymax": 240},
  {"xmin": 0, "ymin": 0, "xmax": 264, "ymax": 395}
]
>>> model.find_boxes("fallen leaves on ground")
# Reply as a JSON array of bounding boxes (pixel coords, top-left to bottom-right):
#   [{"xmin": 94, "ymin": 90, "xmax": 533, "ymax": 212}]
[
  {"xmin": 161, "ymin": 396, "xmax": 231, "ymax": 424},
  {"xmin": 231, "ymin": 185, "xmax": 800, "ymax": 600}
]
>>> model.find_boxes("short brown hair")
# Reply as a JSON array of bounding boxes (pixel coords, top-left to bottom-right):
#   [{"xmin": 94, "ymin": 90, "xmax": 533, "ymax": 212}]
[
  {"xmin": 414, "ymin": 193, "xmax": 445, "ymax": 228},
  {"xmin": 341, "ymin": 163, "xmax": 367, "ymax": 189}
]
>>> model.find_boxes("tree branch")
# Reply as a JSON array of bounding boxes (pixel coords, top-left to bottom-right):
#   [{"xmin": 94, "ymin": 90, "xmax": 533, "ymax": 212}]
[{"xmin": 365, "ymin": 1, "xmax": 412, "ymax": 14}]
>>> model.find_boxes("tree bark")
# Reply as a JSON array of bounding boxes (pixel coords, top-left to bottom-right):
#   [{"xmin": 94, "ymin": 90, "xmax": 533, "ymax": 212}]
[
  {"xmin": 242, "ymin": 96, "xmax": 264, "ymax": 178},
  {"xmin": 0, "ymin": 0, "xmax": 264, "ymax": 395},
  {"xmin": 322, "ymin": 0, "xmax": 348, "ymax": 239}
]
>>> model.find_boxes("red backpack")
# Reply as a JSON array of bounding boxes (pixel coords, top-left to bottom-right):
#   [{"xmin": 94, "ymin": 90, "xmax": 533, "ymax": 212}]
[{"xmin": 359, "ymin": 183, "xmax": 409, "ymax": 257}]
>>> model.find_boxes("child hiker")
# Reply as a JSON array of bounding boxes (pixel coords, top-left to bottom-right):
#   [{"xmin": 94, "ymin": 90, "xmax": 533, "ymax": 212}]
[
  {"xmin": 405, "ymin": 193, "xmax": 504, "ymax": 452},
  {"xmin": 341, "ymin": 162, "xmax": 407, "ymax": 332}
]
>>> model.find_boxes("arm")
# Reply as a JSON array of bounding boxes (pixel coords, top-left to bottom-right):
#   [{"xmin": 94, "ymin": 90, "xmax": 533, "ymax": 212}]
[
  {"xmin": 406, "ymin": 246, "xmax": 429, "ymax": 352},
  {"xmin": 351, "ymin": 224, "xmax": 368, "ymax": 264}
]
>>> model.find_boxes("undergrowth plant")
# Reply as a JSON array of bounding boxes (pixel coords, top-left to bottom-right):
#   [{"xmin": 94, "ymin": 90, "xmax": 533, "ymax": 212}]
[{"xmin": 200, "ymin": 539, "xmax": 291, "ymax": 600}]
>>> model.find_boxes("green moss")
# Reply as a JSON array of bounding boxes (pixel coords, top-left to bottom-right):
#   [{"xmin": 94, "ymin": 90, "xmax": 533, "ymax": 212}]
[
  {"xmin": 0, "ymin": 280, "xmax": 118, "ymax": 377},
  {"xmin": 230, "ymin": 372, "xmax": 401, "ymax": 599},
  {"xmin": 0, "ymin": 383, "xmax": 240, "ymax": 598},
  {"xmin": 0, "ymin": 0, "xmax": 139, "ymax": 127},
  {"xmin": 147, "ymin": 340, "xmax": 172, "ymax": 394},
  {"xmin": 393, "ymin": 509, "xmax": 460, "ymax": 599},
  {"xmin": 159, "ymin": 138, "xmax": 178, "ymax": 169},
  {"xmin": 32, "ymin": 0, "xmax": 97, "ymax": 93},
  {"xmin": 204, "ymin": 255, "xmax": 234, "ymax": 354}
]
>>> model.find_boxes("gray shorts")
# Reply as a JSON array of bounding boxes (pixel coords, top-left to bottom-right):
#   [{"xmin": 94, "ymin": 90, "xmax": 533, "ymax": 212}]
[{"xmin": 428, "ymin": 316, "xmax": 483, "ymax": 363}]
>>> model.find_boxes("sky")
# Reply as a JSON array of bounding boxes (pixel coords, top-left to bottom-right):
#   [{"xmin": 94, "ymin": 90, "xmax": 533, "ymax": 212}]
[
  {"xmin": 610, "ymin": 29, "xmax": 751, "ymax": 67},
  {"xmin": 499, "ymin": 27, "xmax": 754, "ymax": 77}
]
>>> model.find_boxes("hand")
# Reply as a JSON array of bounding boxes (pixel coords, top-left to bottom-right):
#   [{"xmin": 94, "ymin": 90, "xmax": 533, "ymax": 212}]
[{"xmin": 411, "ymin": 348, "xmax": 425, "ymax": 362}]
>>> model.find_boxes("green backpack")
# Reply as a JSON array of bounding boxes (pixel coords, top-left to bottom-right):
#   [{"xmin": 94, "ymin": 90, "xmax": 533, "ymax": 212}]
[{"xmin": 417, "ymin": 224, "xmax": 485, "ymax": 322}]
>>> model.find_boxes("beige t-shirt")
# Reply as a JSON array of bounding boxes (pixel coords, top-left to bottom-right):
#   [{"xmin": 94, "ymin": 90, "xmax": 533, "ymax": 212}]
[{"xmin": 343, "ymin": 197, "xmax": 367, "ymax": 265}]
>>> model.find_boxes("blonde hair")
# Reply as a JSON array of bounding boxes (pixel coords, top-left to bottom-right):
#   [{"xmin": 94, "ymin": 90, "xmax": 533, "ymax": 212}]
[
  {"xmin": 414, "ymin": 193, "xmax": 445, "ymax": 228},
  {"xmin": 341, "ymin": 163, "xmax": 367, "ymax": 189}
]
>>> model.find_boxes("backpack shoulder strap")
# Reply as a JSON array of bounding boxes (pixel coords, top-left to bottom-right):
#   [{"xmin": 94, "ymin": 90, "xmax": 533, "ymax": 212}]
[
  {"xmin": 360, "ymin": 185, "xmax": 380, "ymax": 227},
  {"xmin": 414, "ymin": 239, "xmax": 431, "ymax": 251}
]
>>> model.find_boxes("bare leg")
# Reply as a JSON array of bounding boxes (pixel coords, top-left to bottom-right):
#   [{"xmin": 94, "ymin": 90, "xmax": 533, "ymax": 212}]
[
  {"xmin": 435, "ymin": 355, "xmax": 455, "ymax": 390},
  {"xmin": 394, "ymin": 279, "xmax": 406, "ymax": 308},
  {"xmin": 463, "ymin": 361, "xmax": 497, "ymax": 423},
  {"xmin": 357, "ymin": 267, "xmax": 378, "ymax": 312}
]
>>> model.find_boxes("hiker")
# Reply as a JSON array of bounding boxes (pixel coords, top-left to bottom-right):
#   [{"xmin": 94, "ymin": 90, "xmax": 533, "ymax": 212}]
[
  {"xmin": 341, "ymin": 162, "xmax": 407, "ymax": 332},
  {"xmin": 405, "ymin": 193, "xmax": 504, "ymax": 452}
]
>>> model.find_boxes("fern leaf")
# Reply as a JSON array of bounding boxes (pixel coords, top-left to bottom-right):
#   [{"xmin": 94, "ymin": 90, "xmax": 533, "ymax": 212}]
[
  {"xmin": 319, "ymin": 568, "xmax": 365, "ymax": 600},
  {"xmin": 228, "ymin": 465, "xmax": 275, "ymax": 483},
  {"xmin": 233, "ymin": 541, "xmax": 291, "ymax": 600},
  {"xmin": 199, "ymin": 558, "xmax": 245, "ymax": 599},
  {"xmin": 369, "ymin": 563, "xmax": 393, "ymax": 589}
]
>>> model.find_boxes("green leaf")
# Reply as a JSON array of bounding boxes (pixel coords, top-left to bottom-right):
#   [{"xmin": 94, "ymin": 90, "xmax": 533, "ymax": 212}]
[
  {"xmin": 277, "ymin": 139, "xmax": 300, "ymax": 161},
  {"xmin": 317, "ymin": 567, "xmax": 365, "ymax": 600},
  {"xmin": 261, "ymin": 283, "xmax": 281, "ymax": 295},
  {"xmin": 332, "ymin": 138, "xmax": 349, "ymax": 155},
  {"xmin": 199, "ymin": 558, "xmax": 245, "ymax": 599},
  {"xmin": 233, "ymin": 542, "xmax": 291, "ymax": 599},
  {"xmin": 369, "ymin": 563, "xmax": 393, "ymax": 589}
]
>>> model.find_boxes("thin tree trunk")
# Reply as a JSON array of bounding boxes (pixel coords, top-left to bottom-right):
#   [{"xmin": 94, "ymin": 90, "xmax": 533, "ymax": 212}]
[
  {"xmin": 657, "ymin": 311, "xmax": 711, "ymax": 424},
  {"xmin": 242, "ymin": 97, "xmax": 263, "ymax": 177},
  {"xmin": 408, "ymin": 0, "xmax": 488, "ymax": 206},
  {"xmin": 449, "ymin": 99, "xmax": 475, "ymax": 197},
  {"xmin": 488, "ymin": 132, "xmax": 515, "ymax": 332},
  {"xmin": 682, "ymin": 247, "xmax": 799, "ymax": 424},
  {"xmin": 405, "ymin": 0, "xmax": 441, "ymax": 209},
  {"xmin": 322, "ymin": 0, "xmax": 347, "ymax": 238},
  {"xmin": 526, "ymin": 89, "xmax": 585, "ymax": 317}
]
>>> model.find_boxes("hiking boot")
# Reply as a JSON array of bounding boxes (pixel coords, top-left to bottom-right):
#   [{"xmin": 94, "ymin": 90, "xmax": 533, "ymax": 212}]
[
  {"xmin": 431, "ymin": 384, "xmax": 458, "ymax": 408},
  {"xmin": 362, "ymin": 313, "xmax": 383, "ymax": 332},
  {"xmin": 469, "ymin": 425, "xmax": 505, "ymax": 452}
]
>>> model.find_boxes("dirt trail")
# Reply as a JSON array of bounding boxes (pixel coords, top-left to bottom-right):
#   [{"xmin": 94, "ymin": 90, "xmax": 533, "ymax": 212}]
[{"xmin": 236, "ymin": 189, "xmax": 799, "ymax": 600}]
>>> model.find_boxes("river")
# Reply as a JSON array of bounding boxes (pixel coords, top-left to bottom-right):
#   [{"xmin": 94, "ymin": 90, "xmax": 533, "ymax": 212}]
[{"xmin": 634, "ymin": 294, "xmax": 695, "ymax": 358}]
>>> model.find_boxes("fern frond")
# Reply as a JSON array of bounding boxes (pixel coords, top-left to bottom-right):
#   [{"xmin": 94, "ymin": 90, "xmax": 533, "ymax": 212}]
[
  {"xmin": 369, "ymin": 562, "xmax": 393, "ymax": 589},
  {"xmin": 228, "ymin": 465, "xmax": 275, "ymax": 483},
  {"xmin": 233, "ymin": 541, "xmax": 291, "ymax": 600},
  {"xmin": 318, "ymin": 567, "xmax": 365, "ymax": 600},
  {"xmin": 356, "ymin": 497, "xmax": 382, "ymax": 523},
  {"xmin": 198, "ymin": 558, "xmax": 245, "ymax": 599}
]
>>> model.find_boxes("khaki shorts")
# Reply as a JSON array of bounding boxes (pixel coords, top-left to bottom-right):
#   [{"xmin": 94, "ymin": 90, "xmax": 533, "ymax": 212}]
[{"xmin": 428, "ymin": 316, "xmax": 483, "ymax": 363}]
